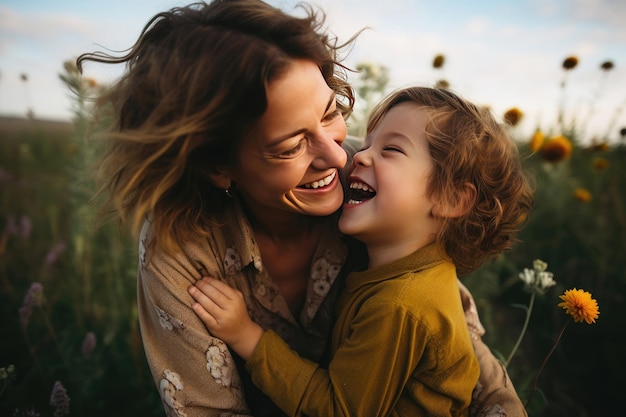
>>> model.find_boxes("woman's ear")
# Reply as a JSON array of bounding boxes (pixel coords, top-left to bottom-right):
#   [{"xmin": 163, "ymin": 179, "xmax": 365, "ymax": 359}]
[
  {"xmin": 432, "ymin": 183, "xmax": 477, "ymax": 219},
  {"xmin": 207, "ymin": 168, "xmax": 233, "ymax": 190}
]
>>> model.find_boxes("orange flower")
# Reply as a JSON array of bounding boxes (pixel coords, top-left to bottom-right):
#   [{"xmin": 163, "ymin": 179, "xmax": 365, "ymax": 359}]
[
  {"xmin": 574, "ymin": 188, "xmax": 591, "ymax": 203},
  {"xmin": 504, "ymin": 107, "xmax": 523, "ymax": 126},
  {"xmin": 540, "ymin": 135, "xmax": 572, "ymax": 162},
  {"xmin": 558, "ymin": 288, "xmax": 599, "ymax": 324},
  {"xmin": 526, "ymin": 287, "xmax": 599, "ymax": 407}
]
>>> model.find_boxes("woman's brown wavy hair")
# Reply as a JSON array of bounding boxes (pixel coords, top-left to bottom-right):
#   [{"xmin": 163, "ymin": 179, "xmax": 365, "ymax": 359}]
[
  {"xmin": 366, "ymin": 87, "xmax": 534, "ymax": 276},
  {"xmin": 77, "ymin": 0, "xmax": 356, "ymax": 254}
]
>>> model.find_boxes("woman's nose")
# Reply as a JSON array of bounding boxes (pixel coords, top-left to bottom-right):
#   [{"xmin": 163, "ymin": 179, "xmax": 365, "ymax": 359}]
[{"xmin": 313, "ymin": 132, "xmax": 348, "ymax": 168}]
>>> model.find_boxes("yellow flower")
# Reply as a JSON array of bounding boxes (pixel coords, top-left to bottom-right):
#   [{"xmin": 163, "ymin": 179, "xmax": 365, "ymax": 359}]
[
  {"xmin": 529, "ymin": 129, "xmax": 544, "ymax": 153},
  {"xmin": 593, "ymin": 157, "xmax": 609, "ymax": 171},
  {"xmin": 540, "ymin": 135, "xmax": 572, "ymax": 162},
  {"xmin": 562, "ymin": 56, "xmax": 579, "ymax": 70},
  {"xmin": 573, "ymin": 187, "xmax": 591, "ymax": 203},
  {"xmin": 503, "ymin": 107, "xmax": 523, "ymax": 126},
  {"xmin": 433, "ymin": 54, "xmax": 445, "ymax": 69},
  {"xmin": 558, "ymin": 288, "xmax": 599, "ymax": 324},
  {"xmin": 526, "ymin": 287, "xmax": 600, "ymax": 407}
]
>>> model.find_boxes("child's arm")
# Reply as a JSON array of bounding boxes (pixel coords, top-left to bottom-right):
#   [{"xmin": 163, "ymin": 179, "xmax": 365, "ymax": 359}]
[{"xmin": 188, "ymin": 277, "xmax": 264, "ymax": 360}]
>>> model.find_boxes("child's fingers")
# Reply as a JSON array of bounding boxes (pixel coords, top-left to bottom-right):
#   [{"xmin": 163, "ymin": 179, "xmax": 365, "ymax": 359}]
[
  {"xmin": 191, "ymin": 302, "xmax": 219, "ymax": 329},
  {"xmin": 194, "ymin": 278, "xmax": 232, "ymax": 308},
  {"xmin": 188, "ymin": 285, "xmax": 221, "ymax": 313},
  {"xmin": 202, "ymin": 277, "xmax": 241, "ymax": 300}
]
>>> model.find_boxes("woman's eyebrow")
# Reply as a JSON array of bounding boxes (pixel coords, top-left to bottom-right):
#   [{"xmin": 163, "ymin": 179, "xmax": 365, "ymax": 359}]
[
  {"xmin": 323, "ymin": 92, "xmax": 336, "ymax": 114},
  {"xmin": 266, "ymin": 92, "xmax": 337, "ymax": 147}
]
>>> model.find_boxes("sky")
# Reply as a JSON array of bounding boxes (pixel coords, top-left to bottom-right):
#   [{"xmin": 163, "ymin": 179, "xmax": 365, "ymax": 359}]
[{"xmin": 1, "ymin": 0, "xmax": 625, "ymax": 142}]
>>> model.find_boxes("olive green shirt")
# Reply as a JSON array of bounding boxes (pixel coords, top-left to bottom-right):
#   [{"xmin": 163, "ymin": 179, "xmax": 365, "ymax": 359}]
[{"xmin": 246, "ymin": 243, "xmax": 480, "ymax": 417}]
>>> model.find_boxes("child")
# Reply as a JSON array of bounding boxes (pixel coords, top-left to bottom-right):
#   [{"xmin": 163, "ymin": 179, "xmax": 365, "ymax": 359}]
[{"xmin": 188, "ymin": 86, "xmax": 534, "ymax": 416}]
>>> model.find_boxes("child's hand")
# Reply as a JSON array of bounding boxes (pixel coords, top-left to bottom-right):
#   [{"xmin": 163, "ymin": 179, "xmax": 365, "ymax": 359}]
[{"xmin": 188, "ymin": 277, "xmax": 263, "ymax": 360}]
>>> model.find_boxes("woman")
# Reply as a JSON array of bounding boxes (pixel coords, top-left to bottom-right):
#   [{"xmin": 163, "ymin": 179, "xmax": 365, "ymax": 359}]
[{"xmin": 77, "ymin": 1, "xmax": 526, "ymax": 416}]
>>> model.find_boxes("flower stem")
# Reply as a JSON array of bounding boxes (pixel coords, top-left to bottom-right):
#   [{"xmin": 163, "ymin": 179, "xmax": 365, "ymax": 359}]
[
  {"xmin": 505, "ymin": 292, "xmax": 535, "ymax": 367},
  {"xmin": 525, "ymin": 319, "xmax": 570, "ymax": 408}
]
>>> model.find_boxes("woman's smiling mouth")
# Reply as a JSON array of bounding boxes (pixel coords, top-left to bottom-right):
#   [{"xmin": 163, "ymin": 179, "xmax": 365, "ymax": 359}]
[{"xmin": 301, "ymin": 170, "xmax": 337, "ymax": 189}]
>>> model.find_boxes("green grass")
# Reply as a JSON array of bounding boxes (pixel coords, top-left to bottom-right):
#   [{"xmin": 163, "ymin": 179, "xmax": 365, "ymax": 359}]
[{"xmin": 0, "ymin": 117, "xmax": 162, "ymax": 416}]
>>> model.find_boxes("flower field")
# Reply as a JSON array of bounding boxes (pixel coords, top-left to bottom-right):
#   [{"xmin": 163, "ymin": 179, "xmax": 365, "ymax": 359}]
[{"xmin": 1, "ymin": 58, "xmax": 625, "ymax": 416}]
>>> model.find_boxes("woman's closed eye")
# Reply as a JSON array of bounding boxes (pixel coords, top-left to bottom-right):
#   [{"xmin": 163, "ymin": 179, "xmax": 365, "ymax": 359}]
[{"xmin": 277, "ymin": 139, "xmax": 306, "ymax": 158}]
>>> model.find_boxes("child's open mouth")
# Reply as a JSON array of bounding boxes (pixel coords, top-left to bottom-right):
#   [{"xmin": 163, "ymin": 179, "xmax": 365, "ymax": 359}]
[{"xmin": 347, "ymin": 181, "xmax": 376, "ymax": 204}]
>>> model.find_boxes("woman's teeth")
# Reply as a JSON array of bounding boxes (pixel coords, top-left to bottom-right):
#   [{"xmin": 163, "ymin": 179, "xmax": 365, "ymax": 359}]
[{"xmin": 302, "ymin": 171, "xmax": 336, "ymax": 189}]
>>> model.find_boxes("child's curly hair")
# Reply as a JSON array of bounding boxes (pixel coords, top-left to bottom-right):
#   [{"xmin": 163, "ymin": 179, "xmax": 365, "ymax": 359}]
[{"xmin": 367, "ymin": 87, "xmax": 534, "ymax": 276}]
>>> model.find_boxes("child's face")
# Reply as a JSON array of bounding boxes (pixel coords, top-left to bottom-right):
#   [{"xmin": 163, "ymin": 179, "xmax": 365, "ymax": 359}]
[{"xmin": 339, "ymin": 102, "xmax": 440, "ymax": 253}]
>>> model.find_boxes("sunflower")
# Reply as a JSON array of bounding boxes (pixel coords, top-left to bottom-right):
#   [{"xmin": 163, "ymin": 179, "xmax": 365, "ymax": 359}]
[
  {"xmin": 540, "ymin": 135, "xmax": 572, "ymax": 162},
  {"xmin": 433, "ymin": 54, "xmax": 445, "ymax": 69},
  {"xmin": 600, "ymin": 60, "xmax": 614, "ymax": 71},
  {"xmin": 503, "ymin": 107, "xmax": 523, "ymax": 126},
  {"xmin": 562, "ymin": 56, "xmax": 579, "ymax": 70},
  {"xmin": 558, "ymin": 288, "xmax": 599, "ymax": 324}
]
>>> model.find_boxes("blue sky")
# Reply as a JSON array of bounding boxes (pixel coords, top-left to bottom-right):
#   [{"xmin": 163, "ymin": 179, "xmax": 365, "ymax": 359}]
[{"xmin": 1, "ymin": 0, "xmax": 625, "ymax": 142}]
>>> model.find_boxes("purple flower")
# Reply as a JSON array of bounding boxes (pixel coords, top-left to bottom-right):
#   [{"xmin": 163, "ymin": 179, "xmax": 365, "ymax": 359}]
[
  {"xmin": 81, "ymin": 332, "xmax": 97, "ymax": 357},
  {"xmin": 44, "ymin": 242, "xmax": 67, "ymax": 266},
  {"xmin": 11, "ymin": 407, "xmax": 41, "ymax": 417},
  {"xmin": 49, "ymin": 381, "xmax": 70, "ymax": 417},
  {"xmin": 4, "ymin": 215, "xmax": 32, "ymax": 240},
  {"xmin": 18, "ymin": 283, "xmax": 44, "ymax": 327}
]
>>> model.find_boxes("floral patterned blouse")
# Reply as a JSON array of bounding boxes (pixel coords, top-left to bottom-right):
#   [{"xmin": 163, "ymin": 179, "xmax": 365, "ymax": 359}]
[{"xmin": 137, "ymin": 200, "xmax": 349, "ymax": 417}]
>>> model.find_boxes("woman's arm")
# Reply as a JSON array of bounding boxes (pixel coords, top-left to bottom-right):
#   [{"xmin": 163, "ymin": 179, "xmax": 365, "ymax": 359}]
[{"xmin": 138, "ymin": 224, "xmax": 252, "ymax": 417}]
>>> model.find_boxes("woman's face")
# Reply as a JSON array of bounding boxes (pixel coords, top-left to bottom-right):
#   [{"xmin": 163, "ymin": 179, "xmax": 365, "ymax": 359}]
[{"xmin": 230, "ymin": 59, "xmax": 348, "ymax": 218}]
